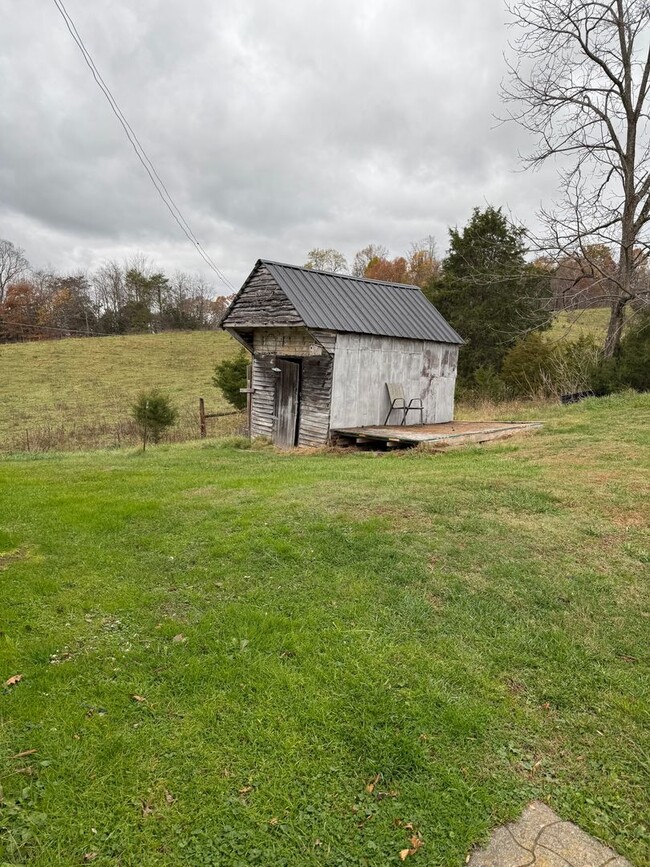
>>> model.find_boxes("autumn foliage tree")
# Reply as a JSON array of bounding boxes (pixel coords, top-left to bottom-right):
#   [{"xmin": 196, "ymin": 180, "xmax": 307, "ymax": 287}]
[
  {"xmin": 0, "ymin": 241, "xmax": 233, "ymax": 343},
  {"xmin": 355, "ymin": 238, "xmax": 441, "ymax": 288}
]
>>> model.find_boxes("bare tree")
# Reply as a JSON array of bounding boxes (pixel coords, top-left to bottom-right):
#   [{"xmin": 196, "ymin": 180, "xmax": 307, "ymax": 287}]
[
  {"xmin": 407, "ymin": 236, "xmax": 441, "ymax": 287},
  {"xmin": 92, "ymin": 260, "xmax": 125, "ymax": 315},
  {"xmin": 503, "ymin": 0, "xmax": 650, "ymax": 356},
  {"xmin": 0, "ymin": 239, "xmax": 29, "ymax": 304},
  {"xmin": 304, "ymin": 248, "xmax": 349, "ymax": 273}
]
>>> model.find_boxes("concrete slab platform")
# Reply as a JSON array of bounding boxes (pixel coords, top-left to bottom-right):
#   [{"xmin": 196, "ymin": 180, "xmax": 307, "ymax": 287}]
[{"xmin": 466, "ymin": 802, "xmax": 633, "ymax": 867}]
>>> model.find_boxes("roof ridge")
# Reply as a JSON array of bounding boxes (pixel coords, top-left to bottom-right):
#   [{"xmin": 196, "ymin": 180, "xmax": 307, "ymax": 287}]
[{"xmin": 260, "ymin": 259, "xmax": 420, "ymax": 290}]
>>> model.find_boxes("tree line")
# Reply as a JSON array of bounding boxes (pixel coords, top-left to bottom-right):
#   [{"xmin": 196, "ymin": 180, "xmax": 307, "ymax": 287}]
[
  {"xmin": 0, "ymin": 239, "xmax": 234, "ymax": 342},
  {"xmin": 304, "ymin": 204, "xmax": 649, "ymax": 395}
]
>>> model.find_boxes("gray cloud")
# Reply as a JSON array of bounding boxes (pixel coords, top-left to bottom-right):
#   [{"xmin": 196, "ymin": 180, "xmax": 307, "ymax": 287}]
[{"xmin": 0, "ymin": 0, "xmax": 559, "ymax": 291}]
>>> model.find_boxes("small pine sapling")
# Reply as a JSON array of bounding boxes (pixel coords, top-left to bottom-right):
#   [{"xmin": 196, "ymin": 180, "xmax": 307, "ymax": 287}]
[{"xmin": 131, "ymin": 389, "xmax": 178, "ymax": 448}]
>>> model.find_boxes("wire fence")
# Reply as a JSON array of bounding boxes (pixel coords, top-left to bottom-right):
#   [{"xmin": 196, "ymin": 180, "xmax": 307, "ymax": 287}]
[{"xmin": 1, "ymin": 406, "xmax": 246, "ymax": 454}]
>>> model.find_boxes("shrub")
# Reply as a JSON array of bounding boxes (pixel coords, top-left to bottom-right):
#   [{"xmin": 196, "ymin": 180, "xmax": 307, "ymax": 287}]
[
  {"xmin": 213, "ymin": 350, "xmax": 249, "ymax": 410},
  {"xmin": 501, "ymin": 332, "xmax": 555, "ymax": 396},
  {"xmin": 546, "ymin": 335, "xmax": 601, "ymax": 396},
  {"xmin": 131, "ymin": 389, "xmax": 178, "ymax": 444},
  {"xmin": 594, "ymin": 309, "xmax": 650, "ymax": 394},
  {"xmin": 501, "ymin": 332, "xmax": 601, "ymax": 398},
  {"xmin": 472, "ymin": 366, "xmax": 508, "ymax": 402}
]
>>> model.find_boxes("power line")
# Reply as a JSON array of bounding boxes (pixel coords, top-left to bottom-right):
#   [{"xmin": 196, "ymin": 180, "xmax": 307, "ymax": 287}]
[
  {"xmin": 0, "ymin": 318, "xmax": 111, "ymax": 337},
  {"xmin": 50, "ymin": 0, "xmax": 235, "ymax": 293}
]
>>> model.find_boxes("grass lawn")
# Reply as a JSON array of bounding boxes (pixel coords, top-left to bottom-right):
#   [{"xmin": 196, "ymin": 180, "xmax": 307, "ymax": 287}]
[
  {"xmin": 0, "ymin": 331, "xmax": 239, "ymax": 452},
  {"xmin": 0, "ymin": 393, "xmax": 648, "ymax": 866}
]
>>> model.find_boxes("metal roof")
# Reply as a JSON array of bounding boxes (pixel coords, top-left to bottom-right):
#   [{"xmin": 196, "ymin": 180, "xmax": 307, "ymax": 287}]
[{"xmin": 259, "ymin": 260, "xmax": 463, "ymax": 344}]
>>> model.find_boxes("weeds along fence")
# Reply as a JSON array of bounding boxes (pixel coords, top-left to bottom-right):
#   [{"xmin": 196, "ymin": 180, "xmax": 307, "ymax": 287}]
[{"xmin": 2, "ymin": 406, "xmax": 247, "ymax": 454}]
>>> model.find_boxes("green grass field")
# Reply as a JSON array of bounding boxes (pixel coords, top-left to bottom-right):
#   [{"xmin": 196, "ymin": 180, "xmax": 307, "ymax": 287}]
[
  {"xmin": 546, "ymin": 307, "xmax": 611, "ymax": 343},
  {"xmin": 0, "ymin": 331, "xmax": 240, "ymax": 452},
  {"xmin": 1, "ymin": 393, "xmax": 648, "ymax": 865}
]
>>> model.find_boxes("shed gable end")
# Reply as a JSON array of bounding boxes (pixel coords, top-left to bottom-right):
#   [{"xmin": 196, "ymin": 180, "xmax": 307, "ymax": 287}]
[{"xmin": 221, "ymin": 263, "xmax": 304, "ymax": 328}]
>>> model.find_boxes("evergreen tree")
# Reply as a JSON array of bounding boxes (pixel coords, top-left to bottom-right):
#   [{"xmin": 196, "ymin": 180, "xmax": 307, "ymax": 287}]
[
  {"xmin": 213, "ymin": 350, "xmax": 249, "ymax": 410},
  {"xmin": 131, "ymin": 389, "xmax": 178, "ymax": 445},
  {"xmin": 427, "ymin": 206, "xmax": 550, "ymax": 383}
]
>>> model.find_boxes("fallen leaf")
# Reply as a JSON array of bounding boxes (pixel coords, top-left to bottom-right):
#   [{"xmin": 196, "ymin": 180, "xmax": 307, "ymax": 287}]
[
  {"xmin": 269, "ymin": 817, "xmax": 279, "ymax": 826},
  {"xmin": 4, "ymin": 674, "xmax": 22, "ymax": 687},
  {"xmin": 404, "ymin": 823, "xmax": 414, "ymax": 831},
  {"xmin": 83, "ymin": 855, "xmax": 98, "ymax": 863},
  {"xmin": 172, "ymin": 634, "xmax": 186, "ymax": 643},
  {"xmin": 131, "ymin": 694, "xmax": 146, "ymax": 703},
  {"xmin": 141, "ymin": 801, "xmax": 154, "ymax": 817},
  {"xmin": 399, "ymin": 839, "xmax": 423, "ymax": 860},
  {"xmin": 365, "ymin": 773, "xmax": 381, "ymax": 794},
  {"xmin": 164, "ymin": 789, "xmax": 175, "ymax": 805},
  {"xmin": 239, "ymin": 785, "xmax": 253, "ymax": 796},
  {"xmin": 11, "ymin": 749, "xmax": 37, "ymax": 759}
]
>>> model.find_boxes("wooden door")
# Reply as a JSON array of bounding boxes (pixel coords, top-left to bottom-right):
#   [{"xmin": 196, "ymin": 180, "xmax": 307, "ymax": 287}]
[{"xmin": 274, "ymin": 359, "xmax": 300, "ymax": 448}]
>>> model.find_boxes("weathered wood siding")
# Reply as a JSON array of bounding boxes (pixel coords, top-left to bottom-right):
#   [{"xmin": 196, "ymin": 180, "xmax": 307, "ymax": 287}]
[
  {"xmin": 298, "ymin": 356, "xmax": 333, "ymax": 446},
  {"xmin": 250, "ymin": 330, "xmax": 334, "ymax": 445},
  {"xmin": 309, "ymin": 329, "xmax": 337, "ymax": 355},
  {"xmin": 223, "ymin": 264, "xmax": 303, "ymax": 327},
  {"xmin": 250, "ymin": 355, "xmax": 276, "ymax": 439},
  {"xmin": 329, "ymin": 334, "xmax": 458, "ymax": 428}
]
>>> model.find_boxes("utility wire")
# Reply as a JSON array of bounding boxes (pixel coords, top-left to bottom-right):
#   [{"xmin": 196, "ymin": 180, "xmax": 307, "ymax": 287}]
[
  {"xmin": 0, "ymin": 318, "xmax": 112, "ymax": 337},
  {"xmin": 51, "ymin": 0, "xmax": 235, "ymax": 292}
]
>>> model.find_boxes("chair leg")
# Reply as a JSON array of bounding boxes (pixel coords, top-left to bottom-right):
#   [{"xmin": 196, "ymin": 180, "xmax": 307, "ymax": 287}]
[
  {"xmin": 384, "ymin": 401, "xmax": 400, "ymax": 425},
  {"xmin": 385, "ymin": 400, "xmax": 407, "ymax": 425}
]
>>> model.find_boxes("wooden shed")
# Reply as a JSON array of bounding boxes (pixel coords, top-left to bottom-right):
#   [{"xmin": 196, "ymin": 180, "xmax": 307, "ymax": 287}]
[{"xmin": 220, "ymin": 260, "xmax": 463, "ymax": 447}]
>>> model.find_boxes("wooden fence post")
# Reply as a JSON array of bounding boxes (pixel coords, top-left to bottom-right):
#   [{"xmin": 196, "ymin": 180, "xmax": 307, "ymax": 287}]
[{"xmin": 199, "ymin": 397, "xmax": 207, "ymax": 439}]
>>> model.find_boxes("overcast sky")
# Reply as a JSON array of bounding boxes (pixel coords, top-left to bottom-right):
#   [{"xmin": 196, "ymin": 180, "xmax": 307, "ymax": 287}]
[{"xmin": 0, "ymin": 0, "xmax": 558, "ymax": 294}]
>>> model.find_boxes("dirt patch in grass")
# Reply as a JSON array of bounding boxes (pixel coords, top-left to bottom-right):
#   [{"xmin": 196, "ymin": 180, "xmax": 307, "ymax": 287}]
[
  {"xmin": 608, "ymin": 510, "xmax": 650, "ymax": 529},
  {"xmin": 0, "ymin": 547, "xmax": 28, "ymax": 570}
]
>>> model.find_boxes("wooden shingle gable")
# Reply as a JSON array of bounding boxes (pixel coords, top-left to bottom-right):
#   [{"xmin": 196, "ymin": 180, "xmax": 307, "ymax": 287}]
[{"xmin": 221, "ymin": 262, "xmax": 304, "ymax": 329}]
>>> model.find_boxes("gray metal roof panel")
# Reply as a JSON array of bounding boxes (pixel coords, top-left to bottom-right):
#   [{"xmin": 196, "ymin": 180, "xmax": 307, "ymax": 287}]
[{"xmin": 261, "ymin": 260, "xmax": 463, "ymax": 344}]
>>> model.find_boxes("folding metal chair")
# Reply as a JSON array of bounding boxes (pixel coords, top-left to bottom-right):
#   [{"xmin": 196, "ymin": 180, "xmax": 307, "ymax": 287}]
[{"xmin": 384, "ymin": 383, "xmax": 424, "ymax": 426}]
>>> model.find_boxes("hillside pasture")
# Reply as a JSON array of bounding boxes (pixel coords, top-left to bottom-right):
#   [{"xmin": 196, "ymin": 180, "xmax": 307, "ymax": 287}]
[
  {"xmin": 0, "ymin": 393, "xmax": 648, "ymax": 865},
  {"xmin": 545, "ymin": 307, "xmax": 611, "ymax": 343},
  {"xmin": 0, "ymin": 331, "xmax": 241, "ymax": 453}
]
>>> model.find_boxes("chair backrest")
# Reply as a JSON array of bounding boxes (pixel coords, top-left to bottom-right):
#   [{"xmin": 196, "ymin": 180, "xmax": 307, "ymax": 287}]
[{"xmin": 386, "ymin": 383, "xmax": 405, "ymax": 403}]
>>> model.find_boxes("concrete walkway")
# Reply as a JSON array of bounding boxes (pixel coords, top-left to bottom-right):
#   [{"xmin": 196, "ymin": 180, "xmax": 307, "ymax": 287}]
[{"xmin": 467, "ymin": 802, "xmax": 632, "ymax": 866}]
